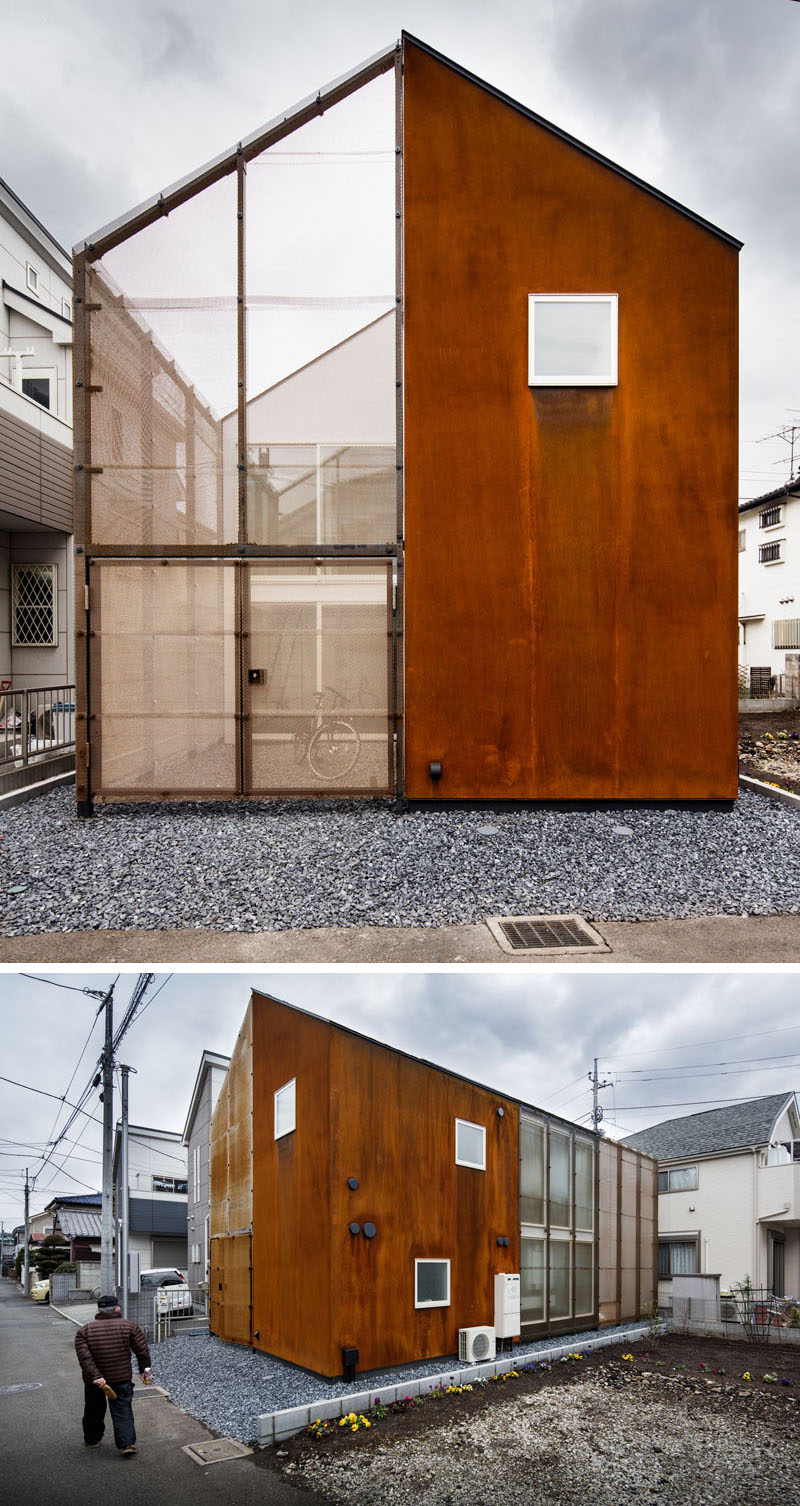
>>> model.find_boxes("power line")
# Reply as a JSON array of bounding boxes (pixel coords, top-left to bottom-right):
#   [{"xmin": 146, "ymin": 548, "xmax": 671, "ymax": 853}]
[
  {"xmin": 0, "ymin": 1073, "xmax": 102, "ymax": 1119},
  {"xmin": 615, "ymin": 1093, "xmax": 784, "ymax": 1111},
  {"xmin": 605, "ymin": 1022, "xmax": 800, "ymax": 1062}
]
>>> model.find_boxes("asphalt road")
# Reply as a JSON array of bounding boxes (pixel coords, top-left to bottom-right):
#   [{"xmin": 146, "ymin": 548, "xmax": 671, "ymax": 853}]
[{"xmin": 0, "ymin": 1280, "xmax": 322, "ymax": 1504}]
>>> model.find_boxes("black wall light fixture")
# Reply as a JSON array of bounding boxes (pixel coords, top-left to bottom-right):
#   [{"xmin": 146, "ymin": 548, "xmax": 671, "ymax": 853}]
[{"xmin": 429, "ymin": 761, "xmax": 442, "ymax": 782}]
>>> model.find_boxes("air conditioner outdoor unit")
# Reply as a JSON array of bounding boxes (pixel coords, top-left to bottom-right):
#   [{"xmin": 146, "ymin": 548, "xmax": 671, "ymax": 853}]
[{"xmin": 458, "ymin": 1325, "xmax": 495, "ymax": 1363}]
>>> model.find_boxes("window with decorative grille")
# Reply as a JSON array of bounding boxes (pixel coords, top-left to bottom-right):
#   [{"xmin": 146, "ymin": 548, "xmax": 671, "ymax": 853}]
[
  {"xmin": 759, "ymin": 539, "xmax": 784, "ymax": 565},
  {"xmin": 759, "ymin": 505, "xmax": 782, "ymax": 529},
  {"xmin": 11, "ymin": 564, "xmax": 58, "ymax": 646}
]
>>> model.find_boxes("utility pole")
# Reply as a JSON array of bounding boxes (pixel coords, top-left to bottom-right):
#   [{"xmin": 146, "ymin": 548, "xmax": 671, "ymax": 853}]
[
  {"xmin": 99, "ymin": 987, "xmax": 115, "ymax": 1295},
  {"xmin": 23, "ymin": 1170, "xmax": 30, "ymax": 1295},
  {"xmin": 588, "ymin": 1058, "xmax": 612, "ymax": 1135},
  {"xmin": 120, "ymin": 1064, "xmax": 131, "ymax": 1317}
]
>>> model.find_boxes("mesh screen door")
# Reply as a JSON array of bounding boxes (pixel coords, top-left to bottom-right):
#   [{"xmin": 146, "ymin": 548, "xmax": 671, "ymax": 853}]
[{"xmin": 244, "ymin": 561, "xmax": 393, "ymax": 794}]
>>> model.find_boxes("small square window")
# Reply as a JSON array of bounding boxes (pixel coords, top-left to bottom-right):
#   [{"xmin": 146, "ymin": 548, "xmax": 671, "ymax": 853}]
[
  {"xmin": 274, "ymin": 1078, "xmax": 296, "ymax": 1139},
  {"xmin": 12, "ymin": 564, "xmax": 57, "ymax": 647},
  {"xmin": 62, "ymin": 297, "xmax": 72, "ymax": 320},
  {"xmin": 415, "ymin": 1258, "xmax": 450, "ymax": 1308},
  {"xmin": 21, "ymin": 376, "xmax": 50, "ymax": 410},
  {"xmin": 455, "ymin": 1118, "xmax": 486, "ymax": 1170},
  {"xmin": 529, "ymin": 295, "xmax": 618, "ymax": 386},
  {"xmin": 26, "ymin": 263, "xmax": 39, "ymax": 295}
]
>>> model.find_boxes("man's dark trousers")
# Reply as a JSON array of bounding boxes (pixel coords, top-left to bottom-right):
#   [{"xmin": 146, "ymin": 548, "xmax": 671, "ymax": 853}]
[{"xmin": 82, "ymin": 1379, "xmax": 136, "ymax": 1449}]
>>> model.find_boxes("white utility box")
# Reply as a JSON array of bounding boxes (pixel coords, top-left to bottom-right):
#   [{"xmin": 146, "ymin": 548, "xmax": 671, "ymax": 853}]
[{"xmin": 494, "ymin": 1272, "xmax": 521, "ymax": 1338}]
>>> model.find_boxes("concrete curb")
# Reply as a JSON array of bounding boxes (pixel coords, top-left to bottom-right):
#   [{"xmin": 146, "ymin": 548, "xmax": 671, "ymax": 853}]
[
  {"xmin": 259, "ymin": 1323, "xmax": 652, "ymax": 1444},
  {"xmin": 739, "ymin": 773, "xmax": 800, "ymax": 812}
]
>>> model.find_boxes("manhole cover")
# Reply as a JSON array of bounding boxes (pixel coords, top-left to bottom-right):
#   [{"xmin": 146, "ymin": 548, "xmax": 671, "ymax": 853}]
[
  {"xmin": 486, "ymin": 913, "xmax": 609, "ymax": 954},
  {"xmin": 0, "ymin": 1383, "xmax": 43, "ymax": 1394},
  {"xmin": 183, "ymin": 1438, "xmax": 253, "ymax": 1466}
]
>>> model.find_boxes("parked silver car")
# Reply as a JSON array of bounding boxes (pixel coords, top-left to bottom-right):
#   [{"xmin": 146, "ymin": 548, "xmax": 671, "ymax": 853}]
[{"xmin": 140, "ymin": 1268, "xmax": 193, "ymax": 1315}]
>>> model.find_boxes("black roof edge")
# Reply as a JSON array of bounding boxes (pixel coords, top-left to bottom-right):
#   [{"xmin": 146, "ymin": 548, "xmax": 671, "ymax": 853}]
[
  {"xmin": 739, "ymin": 478, "xmax": 800, "ymax": 513},
  {"xmin": 401, "ymin": 31, "xmax": 743, "ymax": 253}
]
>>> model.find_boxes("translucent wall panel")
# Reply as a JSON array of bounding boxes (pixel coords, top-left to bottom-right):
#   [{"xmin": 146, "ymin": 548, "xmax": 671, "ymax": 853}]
[
  {"xmin": 520, "ymin": 1117, "xmax": 545, "ymax": 1225},
  {"xmin": 246, "ymin": 562, "xmax": 391, "ymax": 792},
  {"xmin": 575, "ymin": 1240, "xmax": 594, "ymax": 1316},
  {"xmin": 520, "ymin": 1236, "xmax": 545, "ymax": 1325},
  {"xmin": 548, "ymin": 1239, "xmax": 571, "ymax": 1319},
  {"xmin": 244, "ymin": 73, "xmax": 396, "ymax": 547},
  {"xmin": 548, "ymin": 1129, "xmax": 572, "ymax": 1228},
  {"xmin": 88, "ymin": 175, "xmax": 238, "ymax": 545},
  {"xmin": 575, "ymin": 1139, "xmax": 595, "ymax": 1232},
  {"xmin": 91, "ymin": 562, "xmax": 237, "ymax": 792}
]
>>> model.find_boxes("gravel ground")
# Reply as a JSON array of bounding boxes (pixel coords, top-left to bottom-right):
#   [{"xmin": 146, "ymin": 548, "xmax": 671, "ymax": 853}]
[
  {"xmin": 150, "ymin": 1323, "xmax": 648, "ymax": 1445},
  {"xmin": 288, "ymin": 1365, "xmax": 799, "ymax": 1506},
  {"xmin": 2, "ymin": 784, "xmax": 799, "ymax": 934}
]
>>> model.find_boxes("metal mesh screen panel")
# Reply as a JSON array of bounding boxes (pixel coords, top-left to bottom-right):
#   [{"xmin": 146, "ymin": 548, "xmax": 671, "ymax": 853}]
[
  {"xmin": 91, "ymin": 561, "xmax": 237, "ymax": 792},
  {"xmin": 246, "ymin": 561, "xmax": 391, "ymax": 792},
  {"xmin": 88, "ymin": 175, "xmax": 238, "ymax": 545},
  {"xmin": 243, "ymin": 74, "xmax": 396, "ymax": 547}
]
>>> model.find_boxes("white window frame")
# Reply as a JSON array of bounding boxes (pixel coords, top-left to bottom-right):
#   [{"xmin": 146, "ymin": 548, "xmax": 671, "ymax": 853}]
[
  {"xmin": 414, "ymin": 1258, "xmax": 451, "ymax": 1309},
  {"xmin": 62, "ymin": 297, "xmax": 72, "ymax": 321},
  {"xmin": 455, "ymin": 1117, "xmax": 486, "ymax": 1170},
  {"xmin": 773, "ymin": 618, "xmax": 800, "ymax": 651},
  {"xmin": 738, "ymin": 529, "xmax": 746, "ymax": 552},
  {"xmin": 20, "ymin": 365, "xmax": 57, "ymax": 416},
  {"xmin": 274, "ymin": 1077, "xmax": 296, "ymax": 1139},
  {"xmin": 26, "ymin": 263, "xmax": 39, "ymax": 295},
  {"xmin": 658, "ymin": 1164, "xmax": 699, "ymax": 1194},
  {"xmin": 528, "ymin": 294, "xmax": 618, "ymax": 387},
  {"xmin": 11, "ymin": 563, "xmax": 58, "ymax": 647}
]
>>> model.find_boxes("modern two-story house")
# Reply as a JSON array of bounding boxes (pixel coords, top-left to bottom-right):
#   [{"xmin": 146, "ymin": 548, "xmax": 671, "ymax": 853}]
[
  {"xmin": 210, "ymin": 990, "xmax": 657, "ymax": 1379},
  {"xmin": 112, "ymin": 1122, "xmax": 188, "ymax": 1283},
  {"xmin": 182, "ymin": 1049, "xmax": 230, "ymax": 1290},
  {"xmin": 738, "ymin": 480, "xmax": 800, "ymax": 695},
  {"xmin": 622, "ymin": 1092, "xmax": 800, "ymax": 1305}
]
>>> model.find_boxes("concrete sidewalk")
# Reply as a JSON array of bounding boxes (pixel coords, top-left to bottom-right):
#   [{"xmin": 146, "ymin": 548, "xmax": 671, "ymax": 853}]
[{"xmin": 2, "ymin": 911, "xmax": 800, "ymax": 963}]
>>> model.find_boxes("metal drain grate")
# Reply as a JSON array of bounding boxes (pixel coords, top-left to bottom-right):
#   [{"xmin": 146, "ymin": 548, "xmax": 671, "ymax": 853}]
[
  {"xmin": 486, "ymin": 913, "xmax": 609, "ymax": 955},
  {"xmin": 182, "ymin": 1438, "xmax": 253, "ymax": 1466}
]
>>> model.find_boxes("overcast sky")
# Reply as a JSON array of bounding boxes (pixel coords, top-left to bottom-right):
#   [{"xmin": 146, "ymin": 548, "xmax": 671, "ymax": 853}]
[
  {"xmin": 2, "ymin": 0, "xmax": 798, "ymax": 495},
  {"xmin": 1, "ymin": 967, "xmax": 798, "ymax": 1228}
]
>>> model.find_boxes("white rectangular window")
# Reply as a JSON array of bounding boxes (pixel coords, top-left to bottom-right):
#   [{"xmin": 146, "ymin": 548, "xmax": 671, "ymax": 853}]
[
  {"xmin": 26, "ymin": 263, "xmax": 39, "ymax": 295},
  {"xmin": 455, "ymin": 1118, "xmax": 486, "ymax": 1169},
  {"xmin": 274, "ymin": 1078, "xmax": 296, "ymax": 1139},
  {"xmin": 415, "ymin": 1258, "xmax": 450, "ymax": 1308},
  {"xmin": 658, "ymin": 1165, "xmax": 698, "ymax": 1193},
  {"xmin": 774, "ymin": 619, "xmax": 800, "ymax": 650},
  {"xmin": 62, "ymin": 297, "xmax": 72, "ymax": 320},
  {"xmin": 738, "ymin": 529, "xmax": 746, "ymax": 552},
  {"xmin": 528, "ymin": 294, "xmax": 618, "ymax": 386},
  {"xmin": 12, "ymin": 564, "xmax": 57, "ymax": 647}
]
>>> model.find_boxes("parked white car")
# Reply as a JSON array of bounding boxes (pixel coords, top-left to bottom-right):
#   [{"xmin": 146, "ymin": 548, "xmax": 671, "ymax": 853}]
[{"xmin": 140, "ymin": 1268, "xmax": 193, "ymax": 1315}]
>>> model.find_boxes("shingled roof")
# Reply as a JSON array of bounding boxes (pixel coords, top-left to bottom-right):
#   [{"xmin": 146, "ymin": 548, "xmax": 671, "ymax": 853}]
[{"xmin": 621, "ymin": 1093, "xmax": 796, "ymax": 1162}]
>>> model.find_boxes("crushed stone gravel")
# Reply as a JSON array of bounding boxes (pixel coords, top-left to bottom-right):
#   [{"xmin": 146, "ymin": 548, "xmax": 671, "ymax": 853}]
[
  {"xmin": 1, "ymin": 785, "xmax": 799, "ymax": 935},
  {"xmin": 150, "ymin": 1324, "xmax": 647, "ymax": 1446}
]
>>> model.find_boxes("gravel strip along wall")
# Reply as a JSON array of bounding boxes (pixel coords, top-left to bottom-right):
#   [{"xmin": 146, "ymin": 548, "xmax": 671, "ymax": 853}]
[
  {"xmin": 150, "ymin": 1322, "xmax": 651, "ymax": 1446},
  {"xmin": 2, "ymin": 787, "xmax": 799, "ymax": 934}
]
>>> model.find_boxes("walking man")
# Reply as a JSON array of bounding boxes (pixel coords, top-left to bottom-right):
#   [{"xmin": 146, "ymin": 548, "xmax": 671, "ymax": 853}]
[{"xmin": 74, "ymin": 1293, "xmax": 152, "ymax": 1456}]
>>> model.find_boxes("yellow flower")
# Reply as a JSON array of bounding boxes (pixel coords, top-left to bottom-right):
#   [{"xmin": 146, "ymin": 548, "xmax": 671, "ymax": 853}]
[
  {"xmin": 622, "ymin": 1353, "xmax": 634, "ymax": 1362},
  {"xmin": 351, "ymin": 1424, "xmax": 358, "ymax": 1432},
  {"xmin": 742, "ymin": 1371, "xmax": 751, "ymax": 1381},
  {"xmin": 363, "ymin": 1419, "xmax": 371, "ymax": 1428}
]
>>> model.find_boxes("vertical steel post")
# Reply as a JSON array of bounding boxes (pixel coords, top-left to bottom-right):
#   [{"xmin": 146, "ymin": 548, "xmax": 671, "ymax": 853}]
[
  {"xmin": 73, "ymin": 251, "xmax": 93, "ymax": 816},
  {"xmin": 236, "ymin": 153, "xmax": 247, "ymax": 796},
  {"xmin": 120, "ymin": 1064, "xmax": 130, "ymax": 1317},
  {"xmin": 99, "ymin": 989, "xmax": 115, "ymax": 1295},
  {"xmin": 393, "ymin": 40, "xmax": 405, "ymax": 797}
]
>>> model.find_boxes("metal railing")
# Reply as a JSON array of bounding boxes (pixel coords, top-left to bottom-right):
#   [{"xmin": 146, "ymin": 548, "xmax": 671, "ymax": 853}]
[
  {"xmin": 738, "ymin": 669, "xmax": 799, "ymax": 701},
  {"xmin": 670, "ymin": 1286, "xmax": 800, "ymax": 1343},
  {"xmin": 124, "ymin": 1284, "xmax": 210, "ymax": 1341},
  {"xmin": 0, "ymin": 684, "xmax": 75, "ymax": 770}
]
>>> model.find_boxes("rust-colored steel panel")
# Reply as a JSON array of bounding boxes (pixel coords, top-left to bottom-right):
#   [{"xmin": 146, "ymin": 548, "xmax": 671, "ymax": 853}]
[
  {"xmin": 402, "ymin": 41, "xmax": 739, "ymax": 800},
  {"xmin": 210, "ymin": 1233, "xmax": 252, "ymax": 1344},
  {"xmin": 250, "ymin": 993, "xmax": 334, "ymax": 1377},
  {"xmin": 328, "ymin": 1030, "xmax": 519, "ymax": 1376}
]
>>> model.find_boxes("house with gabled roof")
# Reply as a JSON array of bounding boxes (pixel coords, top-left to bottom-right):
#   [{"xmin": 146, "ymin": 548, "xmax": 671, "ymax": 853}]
[
  {"xmin": 738, "ymin": 478, "xmax": 800, "ymax": 695},
  {"xmin": 73, "ymin": 31, "xmax": 739, "ymax": 810},
  {"xmin": 622, "ymin": 1093, "xmax": 800, "ymax": 1304}
]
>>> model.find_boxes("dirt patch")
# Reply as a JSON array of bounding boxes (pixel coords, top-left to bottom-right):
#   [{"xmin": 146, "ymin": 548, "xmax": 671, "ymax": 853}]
[
  {"xmin": 256, "ymin": 1334, "xmax": 800, "ymax": 1473},
  {"xmin": 739, "ymin": 709, "xmax": 800, "ymax": 795}
]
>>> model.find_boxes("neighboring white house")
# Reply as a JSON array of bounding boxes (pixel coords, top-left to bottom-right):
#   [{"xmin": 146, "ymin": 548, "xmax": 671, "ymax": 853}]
[
  {"xmin": 622, "ymin": 1093, "xmax": 800, "ymax": 1305},
  {"xmin": 182, "ymin": 1049, "xmax": 230, "ymax": 1290},
  {"xmin": 0, "ymin": 176, "xmax": 74, "ymax": 692},
  {"xmin": 738, "ymin": 480, "xmax": 800, "ymax": 693},
  {"xmin": 112, "ymin": 1123, "xmax": 188, "ymax": 1279}
]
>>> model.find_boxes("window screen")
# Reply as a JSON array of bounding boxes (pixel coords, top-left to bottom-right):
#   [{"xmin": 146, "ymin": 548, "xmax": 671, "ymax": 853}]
[
  {"xmin": 455, "ymin": 1118, "xmax": 486, "ymax": 1169},
  {"xmin": 274, "ymin": 1078, "xmax": 296, "ymax": 1139},
  {"xmin": 415, "ymin": 1259, "xmax": 450, "ymax": 1307},
  {"xmin": 528, "ymin": 295, "xmax": 618, "ymax": 386}
]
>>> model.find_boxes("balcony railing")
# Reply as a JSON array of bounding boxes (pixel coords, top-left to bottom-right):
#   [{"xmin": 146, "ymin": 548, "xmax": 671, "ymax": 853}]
[{"xmin": 0, "ymin": 684, "xmax": 76, "ymax": 773}]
